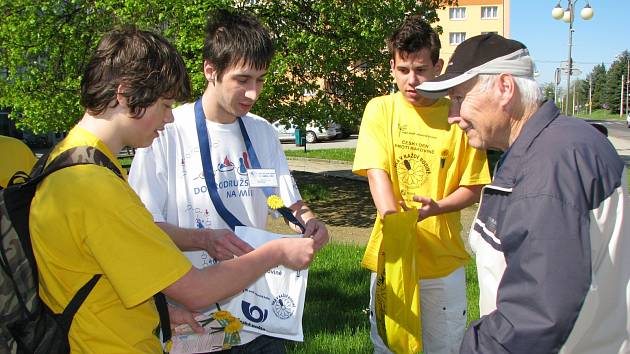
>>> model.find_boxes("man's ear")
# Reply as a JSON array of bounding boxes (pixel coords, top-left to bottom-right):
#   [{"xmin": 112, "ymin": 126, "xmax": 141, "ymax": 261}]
[
  {"xmin": 203, "ymin": 60, "xmax": 217, "ymax": 83},
  {"xmin": 496, "ymin": 74, "xmax": 516, "ymax": 106}
]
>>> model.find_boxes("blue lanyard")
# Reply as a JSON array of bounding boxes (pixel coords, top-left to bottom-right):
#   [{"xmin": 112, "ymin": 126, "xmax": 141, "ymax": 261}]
[{"xmin": 194, "ymin": 99, "xmax": 273, "ymax": 230}]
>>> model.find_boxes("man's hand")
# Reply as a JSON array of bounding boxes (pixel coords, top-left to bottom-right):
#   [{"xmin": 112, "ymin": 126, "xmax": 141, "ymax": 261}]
[
  {"xmin": 168, "ymin": 305, "xmax": 204, "ymax": 334},
  {"xmin": 302, "ymin": 218, "xmax": 329, "ymax": 251},
  {"xmin": 203, "ymin": 229, "xmax": 254, "ymax": 260},
  {"xmin": 401, "ymin": 195, "xmax": 440, "ymax": 221}
]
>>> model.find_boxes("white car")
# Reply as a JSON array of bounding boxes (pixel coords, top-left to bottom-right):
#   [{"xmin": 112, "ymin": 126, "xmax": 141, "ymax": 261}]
[
  {"xmin": 271, "ymin": 120, "xmax": 342, "ymax": 143},
  {"xmin": 627, "ymin": 113, "xmax": 630, "ymax": 128}
]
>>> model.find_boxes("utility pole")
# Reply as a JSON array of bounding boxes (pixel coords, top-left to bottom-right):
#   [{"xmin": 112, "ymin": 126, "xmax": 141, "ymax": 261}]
[
  {"xmin": 555, "ymin": 68, "xmax": 561, "ymax": 105},
  {"xmin": 626, "ymin": 58, "xmax": 629, "ymax": 116},
  {"xmin": 566, "ymin": 1, "xmax": 574, "ymax": 116},
  {"xmin": 573, "ymin": 86, "xmax": 577, "ymax": 115},
  {"xmin": 588, "ymin": 76, "xmax": 592, "ymax": 115},
  {"xmin": 552, "ymin": 1, "xmax": 594, "ymax": 115},
  {"xmin": 619, "ymin": 75, "xmax": 626, "ymax": 117}
]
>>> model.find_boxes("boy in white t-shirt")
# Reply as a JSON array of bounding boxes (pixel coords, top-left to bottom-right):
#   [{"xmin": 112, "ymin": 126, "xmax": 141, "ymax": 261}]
[
  {"xmin": 128, "ymin": 9, "xmax": 329, "ymax": 352},
  {"xmin": 27, "ymin": 26, "xmax": 317, "ymax": 354}
]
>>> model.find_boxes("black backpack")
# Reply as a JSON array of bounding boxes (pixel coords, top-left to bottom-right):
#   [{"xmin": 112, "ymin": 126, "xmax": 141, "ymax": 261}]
[{"xmin": 0, "ymin": 146, "xmax": 171, "ymax": 353}]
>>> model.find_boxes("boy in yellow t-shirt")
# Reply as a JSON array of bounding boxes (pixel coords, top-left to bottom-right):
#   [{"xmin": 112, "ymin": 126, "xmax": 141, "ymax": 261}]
[
  {"xmin": 29, "ymin": 27, "xmax": 316, "ymax": 353},
  {"xmin": 0, "ymin": 135, "xmax": 37, "ymax": 188},
  {"xmin": 353, "ymin": 15, "xmax": 490, "ymax": 354}
]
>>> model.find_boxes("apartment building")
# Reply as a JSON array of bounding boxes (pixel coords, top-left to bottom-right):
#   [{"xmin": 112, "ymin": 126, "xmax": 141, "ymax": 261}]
[{"xmin": 436, "ymin": 0, "xmax": 511, "ymax": 71}]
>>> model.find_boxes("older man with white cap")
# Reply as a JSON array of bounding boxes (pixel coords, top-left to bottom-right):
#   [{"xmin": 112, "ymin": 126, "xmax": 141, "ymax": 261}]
[{"xmin": 417, "ymin": 33, "xmax": 630, "ymax": 354}]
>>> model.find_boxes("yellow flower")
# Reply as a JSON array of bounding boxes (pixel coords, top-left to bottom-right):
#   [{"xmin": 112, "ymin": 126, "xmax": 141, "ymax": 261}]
[
  {"xmin": 267, "ymin": 195, "xmax": 284, "ymax": 210},
  {"xmin": 213, "ymin": 310, "xmax": 232, "ymax": 321},
  {"xmin": 224, "ymin": 319, "xmax": 243, "ymax": 334}
]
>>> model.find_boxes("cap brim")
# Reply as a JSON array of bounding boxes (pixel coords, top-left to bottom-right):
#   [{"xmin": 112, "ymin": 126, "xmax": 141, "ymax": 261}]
[{"xmin": 415, "ymin": 71, "xmax": 477, "ymax": 98}]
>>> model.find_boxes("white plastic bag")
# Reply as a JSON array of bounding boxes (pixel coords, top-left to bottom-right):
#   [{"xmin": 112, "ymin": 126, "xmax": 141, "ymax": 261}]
[{"xmin": 217, "ymin": 226, "xmax": 308, "ymax": 341}]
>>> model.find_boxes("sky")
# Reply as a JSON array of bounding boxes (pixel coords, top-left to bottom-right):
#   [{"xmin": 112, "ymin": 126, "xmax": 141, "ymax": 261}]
[{"xmin": 510, "ymin": 0, "xmax": 629, "ymax": 86}]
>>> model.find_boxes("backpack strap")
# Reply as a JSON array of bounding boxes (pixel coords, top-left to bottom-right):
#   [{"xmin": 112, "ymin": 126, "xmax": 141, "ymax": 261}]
[
  {"xmin": 16, "ymin": 146, "xmax": 123, "ymax": 279},
  {"xmin": 25, "ymin": 146, "xmax": 122, "ymax": 336},
  {"xmin": 34, "ymin": 146, "xmax": 123, "ymax": 182},
  {"xmin": 35, "ymin": 146, "xmax": 172, "ymax": 347},
  {"xmin": 154, "ymin": 292, "xmax": 172, "ymax": 348},
  {"xmin": 57, "ymin": 274, "xmax": 102, "ymax": 332}
]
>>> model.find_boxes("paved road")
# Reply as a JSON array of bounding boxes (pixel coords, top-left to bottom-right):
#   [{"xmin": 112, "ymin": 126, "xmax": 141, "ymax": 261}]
[
  {"xmin": 591, "ymin": 120, "xmax": 630, "ymax": 167},
  {"xmin": 282, "ymin": 121, "xmax": 630, "ymax": 155},
  {"xmin": 284, "ymin": 120, "xmax": 630, "ymax": 177}
]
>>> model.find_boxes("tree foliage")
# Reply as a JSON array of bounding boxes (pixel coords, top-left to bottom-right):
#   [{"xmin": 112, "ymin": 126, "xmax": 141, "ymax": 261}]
[
  {"xmin": 0, "ymin": 0, "xmax": 191, "ymax": 133},
  {"xmin": 603, "ymin": 50, "xmax": 630, "ymax": 114},
  {"xmin": 0, "ymin": 0, "xmax": 450, "ymax": 133},
  {"xmin": 542, "ymin": 82, "xmax": 555, "ymax": 101},
  {"xmin": 589, "ymin": 63, "xmax": 607, "ymax": 110}
]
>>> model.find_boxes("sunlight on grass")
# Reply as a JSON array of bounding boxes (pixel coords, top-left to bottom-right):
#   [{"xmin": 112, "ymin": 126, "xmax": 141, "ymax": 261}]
[
  {"xmin": 284, "ymin": 148, "xmax": 355, "ymax": 162},
  {"xmin": 465, "ymin": 260, "xmax": 480, "ymax": 326},
  {"xmin": 288, "ymin": 243, "xmax": 371, "ymax": 353},
  {"xmin": 299, "ymin": 184, "xmax": 331, "ymax": 203}
]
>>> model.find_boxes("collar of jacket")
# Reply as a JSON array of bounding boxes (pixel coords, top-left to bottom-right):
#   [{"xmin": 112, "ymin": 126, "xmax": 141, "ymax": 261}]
[{"xmin": 491, "ymin": 100, "xmax": 560, "ymax": 189}]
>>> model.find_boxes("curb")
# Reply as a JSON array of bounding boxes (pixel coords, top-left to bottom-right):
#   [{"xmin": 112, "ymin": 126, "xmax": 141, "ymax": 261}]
[
  {"xmin": 285, "ymin": 156, "xmax": 353, "ymax": 165},
  {"xmin": 285, "ymin": 157, "xmax": 367, "ymax": 182}
]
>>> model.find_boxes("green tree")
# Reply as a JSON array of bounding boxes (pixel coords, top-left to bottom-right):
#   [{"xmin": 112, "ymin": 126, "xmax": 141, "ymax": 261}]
[
  {"xmin": 542, "ymin": 82, "xmax": 555, "ymax": 102},
  {"xmin": 0, "ymin": 0, "xmax": 450, "ymax": 134},
  {"xmin": 604, "ymin": 50, "xmax": 630, "ymax": 114},
  {"xmin": 249, "ymin": 0, "xmax": 449, "ymax": 132},
  {"xmin": 589, "ymin": 63, "xmax": 607, "ymax": 110},
  {"xmin": 0, "ymin": 0, "xmax": 191, "ymax": 133},
  {"xmin": 574, "ymin": 78, "xmax": 589, "ymax": 114}
]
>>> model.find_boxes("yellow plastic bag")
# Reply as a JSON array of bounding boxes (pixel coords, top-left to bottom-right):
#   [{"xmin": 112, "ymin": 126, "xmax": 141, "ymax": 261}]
[{"xmin": 371, "ymin": 209, "xmax": 422, "ymax": 354}]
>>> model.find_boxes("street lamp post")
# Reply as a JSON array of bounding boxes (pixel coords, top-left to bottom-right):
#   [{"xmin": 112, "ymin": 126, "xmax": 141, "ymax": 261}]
[{"xmin": 552, "ymin": 1, "xmax": 594, "ymax": 115}]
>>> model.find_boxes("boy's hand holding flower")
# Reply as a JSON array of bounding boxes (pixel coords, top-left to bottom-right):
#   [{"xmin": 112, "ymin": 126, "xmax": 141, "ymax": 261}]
[
  {"xmin": 266, "ymin": 195, "xmax": 306, "ymax": 233},
  {"xmin": 267, "ymin": 195, "xmax": 329, "ymax": 251}
]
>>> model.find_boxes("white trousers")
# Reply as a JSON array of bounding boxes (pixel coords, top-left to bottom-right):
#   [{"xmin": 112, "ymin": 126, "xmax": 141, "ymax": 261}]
[{"xmin": 369, "ymin": 267, "xmax": 467, "ymax": 354}]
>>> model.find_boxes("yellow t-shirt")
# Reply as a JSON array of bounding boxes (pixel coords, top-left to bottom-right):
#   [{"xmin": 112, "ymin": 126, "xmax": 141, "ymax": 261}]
[
  {"xmin": 353, "ymin": 92, "xmax": 491, "ymax": 279},
  {"xmin": 0, "ymin": 135, "xmax": 37, "ymax": 188},
  {"xmin": 30, "ymin": 126, "xmax": 192, "ymax": 353}
]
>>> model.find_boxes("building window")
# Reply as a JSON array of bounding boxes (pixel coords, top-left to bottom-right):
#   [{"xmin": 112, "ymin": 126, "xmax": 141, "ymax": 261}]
[
  {"xmin": 481, "ymin": 31, "xmax": 499, "ymax": 35},
  {"xmin": 449, "ymin": 32, "xmax": 466, "ymax": 45},
  {"xmin": 449, "ymin": 7, "xmax": 466, "ymax": 20},
  {"xmin": 481, "ymin": 6, "xmax": 498, "ymax": 19}
]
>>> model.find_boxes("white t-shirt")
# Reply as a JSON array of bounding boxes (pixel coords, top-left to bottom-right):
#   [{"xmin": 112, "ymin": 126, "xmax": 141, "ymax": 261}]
[
  {"xmin": 129, "ymin": 102, "xmax": 301, "ymax": 268},
  {"xmin": 129, "ymin": 103, "xmax": 301, "ymax": 344},
  {"xmin": 129, "ymin": 103, "xmax": 301, "ymax": 268}
]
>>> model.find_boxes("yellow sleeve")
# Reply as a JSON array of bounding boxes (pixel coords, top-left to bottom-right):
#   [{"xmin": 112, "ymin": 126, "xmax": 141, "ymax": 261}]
[
  {"xmin": 353, "ymin": 97, "xmax": 391, "ymax": 177},
  {"xmin": 456, "ymin": 133, "xmax": 491, "ymax": 186},
  {"xmin": 82, "ymin": 175, "xmax": 192, "ymax": 308}
]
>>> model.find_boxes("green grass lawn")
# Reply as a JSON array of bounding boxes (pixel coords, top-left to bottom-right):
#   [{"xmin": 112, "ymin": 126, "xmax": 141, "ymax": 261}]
[
  {"xmin": 299, "ymin": 183, "xmax": 332, "ymax": 202},
  {"xmin": 576, "ymin": 109, "xmax": 626, "ymax": 121},
  {"xmin": 287, "ymin": 243, "xmax": 480, "ymax": 353},
  {"xmin": 284, "ymin": 148, "xmax": 355, "ymax": 162}
]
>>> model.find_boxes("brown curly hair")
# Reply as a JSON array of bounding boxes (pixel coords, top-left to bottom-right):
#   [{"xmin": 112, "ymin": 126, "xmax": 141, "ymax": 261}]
[
  {"xmin": 203, "ymin": 9, "xmax": 274, "ymax": 81},
  {"xmin": 80, "ymin": 26, "xmax": 191, "ymax": 118},
  {"xmin": 387, "ymin": 14, "xmax": 441, "ymax": 65}
]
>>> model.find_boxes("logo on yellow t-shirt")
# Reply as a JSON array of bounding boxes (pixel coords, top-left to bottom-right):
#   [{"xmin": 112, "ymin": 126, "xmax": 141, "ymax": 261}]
[{"xmin": 396, "ymin": 155, "xmax": 431, "ymax": 200}]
